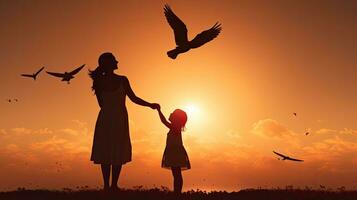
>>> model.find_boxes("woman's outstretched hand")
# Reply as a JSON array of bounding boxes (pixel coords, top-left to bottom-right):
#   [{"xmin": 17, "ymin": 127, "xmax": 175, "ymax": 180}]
[{"xmin": 150, "ymin": 103, "xmax": 160, "ymax": 110}]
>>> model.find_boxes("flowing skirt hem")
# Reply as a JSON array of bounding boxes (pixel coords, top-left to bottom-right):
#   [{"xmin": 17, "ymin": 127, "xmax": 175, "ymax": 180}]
[{"xmin": 91, "ymin": 158, "xmax": 131, "ymax": 165}]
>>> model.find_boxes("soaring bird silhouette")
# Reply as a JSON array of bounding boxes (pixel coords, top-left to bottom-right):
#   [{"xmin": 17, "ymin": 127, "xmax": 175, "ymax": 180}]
[
  {"xmin": 46, "ymin": 64, "xmax": 85, "ymax": 84},
  {"xmin": 293, "ymin": 112, "xmax": 297, "ymax": 116},
  {"xmin": 164, "ymin": 4, "xmax": 221, "ymax": 59},
  {"xmin": 21, "ymin": 67, "xmax": 45, "ymax": 80},
  {"xmin": 273, "ymin": 151, "xmax": 303, "ymax": 162}
]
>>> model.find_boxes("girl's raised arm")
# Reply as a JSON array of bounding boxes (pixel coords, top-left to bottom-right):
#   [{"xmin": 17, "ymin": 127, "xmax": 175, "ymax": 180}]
[{"xmin": 157, "ymin": 108, "xmax": 171, "ymax": 129}]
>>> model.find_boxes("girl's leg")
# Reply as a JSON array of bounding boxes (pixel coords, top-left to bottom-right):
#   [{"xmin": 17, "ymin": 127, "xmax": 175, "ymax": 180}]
[
  {"xmin": 111, "ymin": 164, "xmax": 122, "ymax": 189},
  {"xmin": 171, "ymin": 167, "xmax": 183, "ymax": 195},
  {"xmin": 101, "ymin": 164, "xmax": 110, "ymax": 190}
]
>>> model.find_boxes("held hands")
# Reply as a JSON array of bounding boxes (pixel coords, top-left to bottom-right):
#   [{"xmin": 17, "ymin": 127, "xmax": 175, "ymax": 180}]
[{"xmin": 150, "ymin": 103, "xmax": 160, "ymax": 110}]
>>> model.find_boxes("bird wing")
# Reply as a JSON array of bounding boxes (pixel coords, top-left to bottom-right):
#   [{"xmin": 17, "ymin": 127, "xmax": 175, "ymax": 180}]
[
  {"xmin": 21, "ymin": 74, "xmax": 33, "ymax": 78},
  {"xmin": 164, "ymin": 4, "xmax": 188, "ymax": 46},
  {"xmin": 286, "ymin": 157, "xmax": 304, "ymax": 162},
  {"xmin": 273, "ymin": 151, "xmax": 287, "ymax": 158},
  {"xmin": 190, "ymin": 22, "xmax": 221, "ymax": 49},
  {"xmin": 35, "ymin": 67, "xmax": 45, "ymax": 76},
  {"xmin": 69, "ymin": 64, "xmax": 85, "ymax": 75},
  {"xmin": 46, "ymin": 71, "xmax": 65, "ymax": 78}
]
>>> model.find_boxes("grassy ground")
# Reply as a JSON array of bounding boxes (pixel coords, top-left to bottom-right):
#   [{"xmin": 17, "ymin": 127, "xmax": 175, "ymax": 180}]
[{"xmin": 1, "ymin": 188, "xmax": 357, "ymax": 200}]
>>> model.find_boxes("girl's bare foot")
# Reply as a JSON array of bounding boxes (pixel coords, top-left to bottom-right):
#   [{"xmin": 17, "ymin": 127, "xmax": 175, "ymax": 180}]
[
  {"xmin": 110, "ymin": 185, "xmax": 120, "ymax": 192},
  {"xmin": 103, "ymin": 184, "xmax": 110, "ymax": 192}
]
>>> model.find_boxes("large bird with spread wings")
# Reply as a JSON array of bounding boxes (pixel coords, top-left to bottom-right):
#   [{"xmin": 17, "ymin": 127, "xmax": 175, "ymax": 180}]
[
  {"xmin": 46, "ymin": 64, "xmax": 85, "ymax": 84},
  {"xmin": 273, "ymin": 151, "xmax": 304, "ymax": 162},
  {"xmin": 164, "ymin": 4, "xmax": 222, "ymax": 59},
  {"xmin": 21, "ymin": 67, "xmax": 44, "ymax": 80}
]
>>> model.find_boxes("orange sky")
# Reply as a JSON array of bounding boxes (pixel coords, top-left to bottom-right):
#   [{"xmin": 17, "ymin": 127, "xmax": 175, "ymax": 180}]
[{"xmin": 1, "ymin": 0, "xmax": 357, "ymax": 191}]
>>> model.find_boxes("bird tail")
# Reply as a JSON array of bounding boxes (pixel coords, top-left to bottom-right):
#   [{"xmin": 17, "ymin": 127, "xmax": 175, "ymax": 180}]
[{"xmin": 167, "ymin": 49, "xmax": 179, "ymax": 59}]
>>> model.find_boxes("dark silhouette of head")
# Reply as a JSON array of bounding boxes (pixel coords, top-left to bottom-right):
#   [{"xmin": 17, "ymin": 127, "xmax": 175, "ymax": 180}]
[
  {"xmin": 169, "ymin": 109, "xmax": 188, "ymax": 132},
  {"xmin": 89, "ymin": 52, "xmax": 119, "ymax": 94},
  {"xmin": 98, "ymin": 52, "xmax": 118, "ymax": 72}
]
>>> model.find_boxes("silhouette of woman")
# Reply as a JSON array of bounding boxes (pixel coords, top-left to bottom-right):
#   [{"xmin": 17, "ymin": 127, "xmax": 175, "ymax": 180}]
[{"xmin": 89, "ymin": 52, "xmax": 159, "ymax": 191}]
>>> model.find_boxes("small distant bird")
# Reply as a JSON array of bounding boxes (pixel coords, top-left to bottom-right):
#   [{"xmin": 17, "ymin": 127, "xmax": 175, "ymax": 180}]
[
  {"xmin": 46, "ymin": 64, "xmax": 85, "ymax": 84},
  {"xmin": 164, "ymin": 4, "xmax": 222, "ymax": 59},
  {"xmin": 6, "ymin": 99, "xmax": 11, "ymax": 103},
  {"xmin": 21, "ymin": 67, "xmax": 45, "ymax": 80},
  {"xmin": 305, "ymin": 132, "xmax": 310, "ymax": 136},
  {"xmin": 293, "ymin": 112, "xmax": 297, "ymax": 116},
  {"xmin": 273, "ymin": 151, "xmax": 303, "ymax": 162}
]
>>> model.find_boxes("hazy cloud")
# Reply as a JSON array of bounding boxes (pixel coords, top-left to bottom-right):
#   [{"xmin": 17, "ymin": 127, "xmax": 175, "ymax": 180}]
[
  {"xmin": 0, "ymin": 129, "xmax": 7, "ymax": 136},
  {"xmin": 315, "ymin": 128, "xmax": 337, "ymax": 135},
  {"xmin": 251, "ymin": 119, "xmax": 293, "ymax": 138},
  {"xmin": 58, "ymin": 128, "xmax": 79, "ymax": 136},
  {"xmin": 1, "ymin": 121, "xmax": 357, "ymax": 190},
  {"xmin": 339, "ymin": 128, "xmax": 357, "ymax": 135},
  {"xmin": 4, "ymin": 144, "xmax": 20, "ymax": 153},
  {"xmin": 226, "ymin": 129, "xmax": 241, "ymax": 140},
  {"xmin": 10, "ymin": 127, "xmax": 53, "ymax": 135}
]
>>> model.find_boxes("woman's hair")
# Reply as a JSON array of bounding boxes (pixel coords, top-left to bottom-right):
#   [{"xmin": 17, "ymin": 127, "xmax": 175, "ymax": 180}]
[
  {"xmin": 89, "ymin": 52, "xmax": 115, "ymax": 94},
  {"xmin": 171, "ymin": 109, "xmax": 188, "ymax": 132}
]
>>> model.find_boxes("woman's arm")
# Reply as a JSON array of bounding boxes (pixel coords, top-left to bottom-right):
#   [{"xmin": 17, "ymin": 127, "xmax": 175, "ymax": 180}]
[
  {"xmin": 123, "ymin": 76, "xmax": 158, "ymax": 109},
  {"xmin": 157, "ymin": 108, "xmax": 171, "ymax": 129}
]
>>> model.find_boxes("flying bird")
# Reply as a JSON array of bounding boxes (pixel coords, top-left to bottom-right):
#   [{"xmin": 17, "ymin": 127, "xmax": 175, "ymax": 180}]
[
  {"xmin": 21, "ymin": 67, "xmax": 45, "ymax": 80},
  {"xmin": 273, "ymin": 151, "xmax": 303, "ymax": 162},
  {"xmin": 164, "ymin": 4, "xmax": 222, "ymax": 59},
  {"xmin": 293, "ymin": 112, "xmax": 297, "ymax": 116},
  {"xmin": 46, "ymin": 64, "xmax": 85, "ymax": 84},
  {"xmin": 305, "ymin": 132, "xmax": 310, "ymax": 136},
  {"xmin": 6, "ymin": 99, "xmax": 11, "ymax": 103}
]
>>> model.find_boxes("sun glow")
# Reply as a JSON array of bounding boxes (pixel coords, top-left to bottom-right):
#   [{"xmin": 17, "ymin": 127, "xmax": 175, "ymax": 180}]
[
  {"xmin": 185, "ymin": 104, "xmax": 199, "ymax": 115},
  {"xmin": 183, "ymin": 103, "xmax": 201, "ymax": 123}
]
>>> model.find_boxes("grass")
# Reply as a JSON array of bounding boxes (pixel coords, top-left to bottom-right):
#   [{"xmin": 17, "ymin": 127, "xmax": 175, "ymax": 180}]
[{"xmin": 1, "ymin": 187, "xmax": 357, "ymax": 200}]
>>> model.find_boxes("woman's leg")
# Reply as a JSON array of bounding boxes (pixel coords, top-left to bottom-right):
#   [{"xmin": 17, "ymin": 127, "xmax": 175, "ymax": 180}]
[
  {"xmin": 101, "ymin": 164, "xmax": 110, "ymax": 190},
  {"xmin": 171, "ymin": 167, "xmax": 183, "ymax": 194},
  {"xmin": 111, "ymin": 164, "xmax": 122, "ymax": 189}
]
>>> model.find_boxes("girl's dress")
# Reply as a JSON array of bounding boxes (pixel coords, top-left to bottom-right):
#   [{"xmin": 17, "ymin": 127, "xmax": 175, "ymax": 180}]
[
  {"xmin": 162, "ymin": 129, "xmax": 191, "ymax": 170},
  {"xmin": 91, "ymin": 81, "xmax": 131, "ymax": 165}
]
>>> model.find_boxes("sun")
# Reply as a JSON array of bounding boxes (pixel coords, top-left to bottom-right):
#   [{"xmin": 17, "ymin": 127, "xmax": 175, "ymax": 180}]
[
  {"xmin": 184, "ymin": 104, "xmax": 199, "ymax": 115},
  {"xmin": 183, "ymin": 103, "xmax": 201, "ymax": 122}
]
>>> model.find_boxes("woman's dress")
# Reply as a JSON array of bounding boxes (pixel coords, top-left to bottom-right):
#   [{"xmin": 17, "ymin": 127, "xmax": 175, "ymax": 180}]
[{"xmin": 91, "ymin": 81, "xmax": 131, "ymax": 165}]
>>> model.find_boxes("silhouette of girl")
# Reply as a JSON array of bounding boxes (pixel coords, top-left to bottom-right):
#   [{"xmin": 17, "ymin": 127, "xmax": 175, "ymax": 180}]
[
  {"xmin": 156, "ymin": 106, "xmax": 191, "ymax": 195},
  {"xmin": 89, "ymin": 52, "xmax": 159, "ymax": 191}
]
